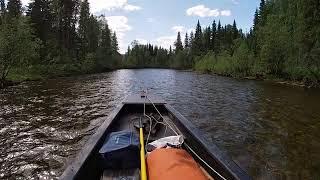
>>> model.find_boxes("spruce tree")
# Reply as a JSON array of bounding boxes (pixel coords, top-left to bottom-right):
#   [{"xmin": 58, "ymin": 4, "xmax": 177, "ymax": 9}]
[
  {"xmin": 111, "ymin": 31, "xmax": 119, "ymax": 54},
  {"xmin": 0, "ymin": 0, "xmax": 5, "ymax": 24},
  {"xmin": 189, "ymin": 31, "xmax": 194, "ymax": 48},
  {"xmin": 27, "ymin": 0, "xmax": 52, "ymax": 43},
  {"xmin": 78, "ymin": 0, "xmax": 90, "ymax": 57},
  {"xmin": 259, "ymin": 0, "xmax": 266, "ymax": 26},
  {"xmin": 100, "ymin": 24, "xmax": 111, "ymax": 53},
  {"xmin": 96, "ymin": 22, "xmax": 112, "ymax": 68},
  {"xmin": 87, "ymin": 15, "xmax": 99, "ymax": 53},
  {"xmin": 193, "ymin": 20, "xmax": 203, "ymax": 55},
  {"xmin": 253, "ymin": 9, "xmax": 259, "ymax": 32},
  {"xmin": 205, "ymin": 26, "xmax": 212, "ymax": 52},
  {"xmin": 174, "ymin": 31, "xmax": 183, "ymax": 53},
  {"xmin": 184, "ymin": 32, "xmax": 189, "ymax": 49},
  {"xmin": 211, "ymin": 20, "xmax": 216, "ymax": 51},
  {"xmin": 215, "ymin": 20, "xmax": 222, "ymax": 53},
  {"xmin": 232, "ymin": 20, "xmax": 238, "ymax": 40},
  {"xmin": 0, "ymin": 0, "xmax": 5, "ymax": 15},
  {"xmin": 7, "ymin": 0, "xmax": 21, "ymax": 18}
]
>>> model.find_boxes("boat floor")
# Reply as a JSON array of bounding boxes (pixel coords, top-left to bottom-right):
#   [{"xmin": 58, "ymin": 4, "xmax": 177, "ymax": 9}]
[
  {"xmin": 109, "ymin": 112, "xmax": 179, "ymax": 141},
  {"xmin": 101, "ymin": 169, "xmax": 140, "ymax": 180},
  {"xmin": 100, "ymin": 112, "xmax": 215, "ymax": 180},
  {"xmin": 100, "ymin": 112, "xmax": 180, "ymax": 179}
]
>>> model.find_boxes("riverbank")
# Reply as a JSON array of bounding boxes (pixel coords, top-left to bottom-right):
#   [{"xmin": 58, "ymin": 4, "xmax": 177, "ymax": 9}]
[
  {"xmin": 225, "ymin": 73, "xmax": 318, "ymax": 88},
  {"xmin": 1, "ymin": 64, "xmax": 116, "ymax": 89},
  {"xmin": 2, "ymin": 67, "xmax": 318, "ymax": 90}
]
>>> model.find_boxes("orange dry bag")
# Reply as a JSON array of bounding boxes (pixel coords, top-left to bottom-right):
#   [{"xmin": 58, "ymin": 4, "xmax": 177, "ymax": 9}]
[{"xmin": 146, "ymin": 148, "xmax": 208, "ymax": 180}]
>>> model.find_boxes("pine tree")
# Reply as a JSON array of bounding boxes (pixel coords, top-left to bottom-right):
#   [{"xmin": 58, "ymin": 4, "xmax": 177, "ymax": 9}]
[
  {"xmin": 111, "ymin": 31, "xmax": 119, "ymax": 54},
  {"xmin": 259, "ymin": 0, "xmax": 266, "ymax": 26},
  {"xmin": 100, "ymin": 23, "xmax": 112, "ymax": 55},
  {"xmin": 184, "ymin": 32, "xmax": 189, "ymax": 49},
  {"xmin": 78, "ymin": 0, "xmax": 90, "ymax": 57},
  {"xmin": 87, "ymin": 15, "xmax": 99, "ymax": 53},
  {"xmin": 7, "ymin": 0, "xmax": 21, "ymax": 18},
  {"xmin": 27, "ymin": 0, "xmax": 52, "ymax": 42},
  {"xmin": 55, "ymin": 0, "xmax": 80, "ymax": 52},
  {"xmin": 232, "ymin": 20, "xmax": 238, "ymax": 40},
  {"xmin": 211, "ymin": 20, "xmax": 216, "ymax": 51},
  {"xmin": 189, "ymin": 31, "xmax": 194, "ymax": 48},
  {"xmin": 96, "ymin": 22, "xmax": 112, "ymax": 68},
  {"xmin": 0, "ymin": 0, "xmax": 5, "ymax": 24},
  {"xmin": 253, "ymin": 9, "xmax": 260, "ymax": 32},
  {"xmin": 193, "ymin": 20, "xmax": 203, "ymax": 55},
  {"xmin": 26, "ymin": 0, "xmax": 52, "ymax": 61},
  {"xmin": 174, "ymin": 31, "xmax": 183, "ymax": 53},
  {"xmin": 203, "ymin": 26, "xmax": 211, "ymax": 52},
  {"xmin": 215, "ymin": 20, "xmax": 222, "ymax": 53},
  {"xmin": 0, "ymin": 0, "xmax": 5, "ymax": 15},
  {"xmin": 259, "ymin": 0, "xmax": 265, "ymax": 13}
]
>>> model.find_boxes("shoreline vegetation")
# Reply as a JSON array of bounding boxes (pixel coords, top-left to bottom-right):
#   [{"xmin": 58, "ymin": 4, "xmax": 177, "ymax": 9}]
[
  {"xmin": 1, "ymin": 0, "xmax": 320, "ymax": 89},
  {"xmin": 122, "ymin": 0, "xmax": 319, "ymax": 88},
  {"xmin": 1, "ymin": 66, "xmax": 315, "ymax": 89}
]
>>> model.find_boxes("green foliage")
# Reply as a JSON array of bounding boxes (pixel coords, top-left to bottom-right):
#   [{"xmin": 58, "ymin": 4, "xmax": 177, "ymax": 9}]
[
  {"xmin": 111, "ymin": 32, "xmax": 119, "ymax": 54},
  {"xmin": 78, "ymin": 0, "xmax": 90, "ymax": 57},
  {"xmin": 0, "ymin": 17, "xmax": 40, "ymax": 81},
  {"xmin": 192, "ymin": 20, "xmax": 203, "ymax": 56},
  {"xmin": 171, "ymin": 50, "xmax": 191, "ymax": 69},
  {"xmin": 124, "ymin": 43, "xmax": 170, "ymax": 68},
  {"xmin": 0, "ymin": 0, "xmax": 120, "ymax": 84},
  {"xmin": 174, "ymin": 32, "xmax": 183, "ymax": 53},
  {"xmin": 7, "ymin": 0, "xmax": 21, "ymax": 18}
]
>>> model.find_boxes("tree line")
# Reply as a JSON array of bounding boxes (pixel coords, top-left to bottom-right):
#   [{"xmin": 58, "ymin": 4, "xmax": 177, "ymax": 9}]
[
  {"xmin": 0, "ymin": 0, "xmax": 120, "ymax": 87},
  {"xmin": 124, "ymin": 0, "xmax": 320, "ymax": 86}
]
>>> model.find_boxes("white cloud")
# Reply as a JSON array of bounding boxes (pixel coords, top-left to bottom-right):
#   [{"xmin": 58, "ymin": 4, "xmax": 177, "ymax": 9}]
[
  {"xmin": 104, "ymin": 16, "xmax": 132, "ymax": 54},
  {"xmin": 186, "ymin": 5, "xmax": 231, "ymax": 17},
  {"xmin": 155, "ymin": 36, "xmax": 176, "ymax": 49},
  {"xmin": 172, "ymin": 26, "xmax": 185, "ymax": 33},
  {"xmin": 90, "ymin": 0, "xmax": 141, "ymax": 13},
  {"xmin": 221, "ymin": 10, "xmax": 232, "ymax": 16},
  {"xmin": 123, "ymin": 4, "xmax": 142, "ymax": 11},
  {"xmin": 135, "ymin": 38, "xmax": 148, "ymax": 44},
  {"xmin": 154, "ymin": 26, "xmax": 194, "ymax": 50},
  {"xmin": 21, "ymin": 0, "xmax": 29, "ymax": 6},
  {"xmin": 187, "ymin": 28, "xmax": 195, "ymax": 33}
]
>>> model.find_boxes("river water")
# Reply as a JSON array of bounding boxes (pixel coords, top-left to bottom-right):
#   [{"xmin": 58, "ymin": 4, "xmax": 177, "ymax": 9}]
[{"xmin": 0, "ymin": 69, "xmax": 319, "ymax": 179}]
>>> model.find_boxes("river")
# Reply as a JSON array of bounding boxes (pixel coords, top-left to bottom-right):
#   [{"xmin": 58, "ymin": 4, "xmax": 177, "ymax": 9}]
[{"xmin": 0, "ymin": 69, "xmax": 319, "ymax": 179}]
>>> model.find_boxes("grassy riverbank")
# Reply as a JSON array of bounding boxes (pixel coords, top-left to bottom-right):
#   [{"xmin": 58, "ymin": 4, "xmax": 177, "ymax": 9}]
[
  {"xmin": 1, "ymin": 63, "xmax": 118, "ymax": 88},
  {"xmin": 193, "ymin": 51, "xmax": 320, "ymax": 88}
]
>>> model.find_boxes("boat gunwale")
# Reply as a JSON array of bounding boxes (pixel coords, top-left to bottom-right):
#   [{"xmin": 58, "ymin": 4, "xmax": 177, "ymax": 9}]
[
  {"xmin": 165, "ymin": 104, "xmax": 251, "ymax": 180},
  {"xmin": 59, "ymin": 104, "xmax": 125, "ymax": 180}
]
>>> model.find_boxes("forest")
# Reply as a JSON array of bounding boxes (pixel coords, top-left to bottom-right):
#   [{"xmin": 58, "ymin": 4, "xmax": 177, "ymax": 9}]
[
  {"xmin": 0, "ymin": 0, "xmax": 121, "ymax": 88},
  {"xmin": 1, "ymin": 0, "xmax": 320, "ymax": 88},
  {"xmin": 124, "ymin": 0, "xmax": 320, "ymax": 87}
]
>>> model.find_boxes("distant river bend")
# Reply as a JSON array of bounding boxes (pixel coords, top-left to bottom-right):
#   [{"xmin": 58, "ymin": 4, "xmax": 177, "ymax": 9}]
[{"xmin": 0, "ymin": 69, "xmax": 319, "ymax": 179}]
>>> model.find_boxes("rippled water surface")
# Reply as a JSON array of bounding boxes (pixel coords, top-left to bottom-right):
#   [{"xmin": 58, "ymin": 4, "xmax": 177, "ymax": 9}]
[{"xmin": 0, "ymin": 69, "xmax": 320, "ymax": 179}]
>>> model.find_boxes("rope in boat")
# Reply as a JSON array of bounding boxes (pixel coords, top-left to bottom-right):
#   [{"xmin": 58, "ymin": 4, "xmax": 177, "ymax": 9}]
[{"xmin": 143, "ymin": 91, "xmax": 228, "ymax": 180}]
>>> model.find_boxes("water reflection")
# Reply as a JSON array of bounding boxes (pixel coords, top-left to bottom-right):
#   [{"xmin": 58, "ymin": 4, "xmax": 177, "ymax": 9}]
[{"xmin": 0, "ymin": 69, "xmax": 319, "ymax": 179}]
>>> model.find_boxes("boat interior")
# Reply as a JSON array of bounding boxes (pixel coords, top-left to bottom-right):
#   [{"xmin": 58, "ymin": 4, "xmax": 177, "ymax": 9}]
[
  {"xmin": 61, "ymin": 95, "xmax": 250, "ymax": 180},
  {"xmin": 97, "ymin": 104, "xmax": 184, "ymax": 180}
]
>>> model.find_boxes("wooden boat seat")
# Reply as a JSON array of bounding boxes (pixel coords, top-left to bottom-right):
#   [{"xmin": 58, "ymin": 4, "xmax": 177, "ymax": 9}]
[{"xmin": 101, "ymin": 169, "xmax": 140, "ymax": 180}]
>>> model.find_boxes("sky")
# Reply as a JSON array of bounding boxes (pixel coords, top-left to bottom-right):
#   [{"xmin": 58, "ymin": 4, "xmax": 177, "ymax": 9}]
[{"xmin": 22, "ymin": 0, "xmax": 261, "ymax": 54}]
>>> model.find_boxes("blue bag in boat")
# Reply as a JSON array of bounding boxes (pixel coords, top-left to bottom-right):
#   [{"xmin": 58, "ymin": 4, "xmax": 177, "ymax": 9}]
[{"xmin": 99, "ymin": 131, "xmax": 140, "ymax": 169}]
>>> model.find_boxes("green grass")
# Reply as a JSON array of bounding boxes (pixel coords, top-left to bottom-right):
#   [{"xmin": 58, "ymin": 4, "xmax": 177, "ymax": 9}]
[{"xmin": 6, "ymin": 64, "xmax": 85, "ymax": 82}]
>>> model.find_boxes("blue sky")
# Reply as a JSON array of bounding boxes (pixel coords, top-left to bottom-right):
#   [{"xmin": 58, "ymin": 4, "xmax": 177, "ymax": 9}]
[{"xmin": 22, "ymin": 0, "xmax": 260, "ymax": 53}]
